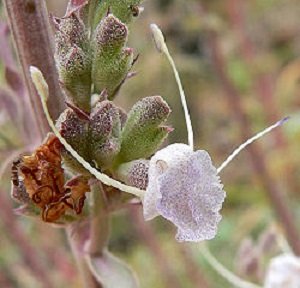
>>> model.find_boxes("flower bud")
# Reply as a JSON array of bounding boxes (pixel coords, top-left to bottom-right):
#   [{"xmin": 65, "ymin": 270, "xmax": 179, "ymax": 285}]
[
  {"xmin": 53, "ymin": 13, "xmax": 91, "ymax": 111},
  {"xmin": 56, "ymin": 108, "xmax": 90, "ymax": 174},
  {"xmin": 235, "ymin": 238, "xmax": 261, "ymax": 281},
  {"xmin": 94, "ymin": 14, "xmax": 128, "ymax": 52},
  {"xmin": 90, "ymin": 101, "xmax": 122, "ymax": 168},
  {"xmin": 58, "ymin": 46, "xmax": 92, "ymax": 111},
  {"xmin": 115, "ymin": 159, "xmax": 149, "ymax": 190},
  {"xmin": 92, "ymin": 14, "xmax": 133, "ymax": 97},
  {"xmin": 53, "ymin": 13, "xmax": 88, "ymax": 55},
  {"xmin": 118, "ymin": 96, "xmax": 172, "ymax": 163}
]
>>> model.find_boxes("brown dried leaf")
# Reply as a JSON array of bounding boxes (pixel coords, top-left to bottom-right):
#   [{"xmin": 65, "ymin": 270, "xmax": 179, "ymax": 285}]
[{"xmin": 65, "ymin": 175, "xmax": 90, "ymax": 214}]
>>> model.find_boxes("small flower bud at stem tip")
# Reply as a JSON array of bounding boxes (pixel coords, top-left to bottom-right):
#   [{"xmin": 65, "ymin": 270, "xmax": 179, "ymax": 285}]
[{"xmin": 150, "ymin": 23, "xmax": 166, "ymax": 53}]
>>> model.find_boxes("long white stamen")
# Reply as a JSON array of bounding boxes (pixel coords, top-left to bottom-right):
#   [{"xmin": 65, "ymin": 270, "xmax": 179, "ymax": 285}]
[
  {"xmin": 30, "ymin": 66, "xmax": 144, "ymax": 199},
  {"xmin": 150, "ymin": 24, "xmax": 194, "ymax": 149},
  {"xmin": 217, "ymin": 118, "xmax": 289, "ymax": 174},
  {"xmin": 200, "ymin": 244, "xmax": 262, "ymax": 288}
]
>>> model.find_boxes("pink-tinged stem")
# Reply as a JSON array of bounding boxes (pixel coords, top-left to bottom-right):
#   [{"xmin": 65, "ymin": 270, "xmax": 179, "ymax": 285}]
[
  {"xmin": 0, "ymin": 189, "xmax": 53, "ymax": 288},
  {"xmin": 4, "ymin": 0, "xmax": 65, "ymax": 140},
  {"xmin": 66, "ymin": 224, "xmax": 102, "ymax": 288},
  {"xmin": 88, "ymin": 181, "xmax": 110, "ymax": 256},
  {"xmin": 226, "ymin": 0, "xmax": 299, "ymax": 194},
  {"xmin": 129, "ymin": 206, "xmax": 183, "ymax": 288},
  {"xmin": 3, "ymin": 1, "xmax": 98, "ymax": 286},
  {"xmin": 226, "ymin": 0, "xmax": 286, "ymax": 146},
  {"xmin": 198, "ymin": 2, "xmax": 300, "ymax": 256},
  {"xmin": 178, "ymin": 245, "xmax": 210, "ymax": 288}
]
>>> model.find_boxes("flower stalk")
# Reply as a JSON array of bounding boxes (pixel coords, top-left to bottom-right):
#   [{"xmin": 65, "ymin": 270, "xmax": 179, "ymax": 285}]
[
  {"xmin": 4, "ymin": 2, "xmax": 100, "ymax": 286},
  {"xmin": 88, "ymin": 181, "xmax": 110, "ymax": 256},
  {"xmin": 4, "ymin": 0, "xmax": 65, "ymax": 140}
]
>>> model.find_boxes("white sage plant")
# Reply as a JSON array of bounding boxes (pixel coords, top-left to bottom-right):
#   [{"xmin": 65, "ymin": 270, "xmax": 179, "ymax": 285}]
[
  {"xmin": 14, "ymin": 1, "xmax": 290, "ymax": 285},
  {"xmin": 31, "ymin": 21, "xmax": 286, "ymax": 244},
  {"xmin": 31, "ymin": 23, "xmax": 288, "ymax": 288}
]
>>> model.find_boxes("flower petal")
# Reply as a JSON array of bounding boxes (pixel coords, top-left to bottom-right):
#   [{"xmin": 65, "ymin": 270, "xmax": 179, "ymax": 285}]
[
  {"xmin": 264, "ymin": 254, "xmax": 300, "ymax": 288},
  {"xmin": 143, "ymin": 143, "xmax": 226, "ymax": 242}
]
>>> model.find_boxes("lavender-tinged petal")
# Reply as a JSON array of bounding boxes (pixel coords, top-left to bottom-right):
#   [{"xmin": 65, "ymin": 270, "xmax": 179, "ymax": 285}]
[
  {"xmin": 144, "ymin": 143, "xmax": 226, "ymax": 242},
  {"xmin": 264, "ymin": 254, "xmax": 300, "ymax": 288}
]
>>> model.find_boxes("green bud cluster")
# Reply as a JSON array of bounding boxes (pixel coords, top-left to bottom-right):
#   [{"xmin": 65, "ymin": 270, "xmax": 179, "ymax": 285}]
[
  {"xmin": 56, "ymin": 95, "xmax": 171, "ymax": 173},
  {"xmin": 53, "ymin": 1, "xmax": 142, "ymax": 112},
  {"xmin": 53, "ymin": 13, "xmax": 92, "ymax": 111},
  {"xmin": 52, "ymin": 0, "xmax": 172, "ymax": 190}
]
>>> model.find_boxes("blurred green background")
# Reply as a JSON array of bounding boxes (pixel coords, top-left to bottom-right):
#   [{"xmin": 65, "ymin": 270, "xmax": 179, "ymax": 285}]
[{"xmin": 1, "ymin": 0, "xmax": 300, "ymax": 287}]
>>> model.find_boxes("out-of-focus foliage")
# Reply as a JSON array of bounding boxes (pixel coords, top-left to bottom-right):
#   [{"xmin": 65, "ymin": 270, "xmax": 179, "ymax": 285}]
[{"xmin": 1, "ymin": 0, "xmax": 300, "ymax": 287}]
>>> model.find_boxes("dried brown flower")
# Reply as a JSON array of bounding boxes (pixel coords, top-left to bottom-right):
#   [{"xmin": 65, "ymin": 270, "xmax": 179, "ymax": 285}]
[{"xmin": 11, "ymin": 133, "xmax": 90, "ymax": 222}]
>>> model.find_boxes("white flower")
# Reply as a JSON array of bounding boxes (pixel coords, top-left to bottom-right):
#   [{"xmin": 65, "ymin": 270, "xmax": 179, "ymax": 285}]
[
  {"xmin": 264, "ymin": 254, "xmax": 300, "ymax": 288},
  {"xmin": 143, "ymin": 143, "xmax": 226, "ymax": 242}
]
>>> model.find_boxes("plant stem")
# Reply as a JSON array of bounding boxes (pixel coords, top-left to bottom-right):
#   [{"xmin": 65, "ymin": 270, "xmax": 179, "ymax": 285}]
[
  {"xmin": 200, "ymin": 244, "xmax": 261, "ymax": 288},
  {"xmin": 3, "ymin": 1, "xmax": 98, "ymax": 285},
  {"xmin": 198, "ymin": 2, "xmax": 300, "ymax": 255},
  {"xmin": 67, "ymin": 181, "xmax": 110, "ymax": 287},
  {"xmin": 88, "ymin": 181, "xmax": 110, "ymax": 256},
  {"xmin": 178, "ymin": 245, "xmax": 210, "ymax": 287},
  {"xmin": 4, "ymin": 0, "xmax": 65, "ymax": 140},
  {"xmin": 129, "ymin": 205, "xmax": 182, "ymax": 288},
  {"xmin": 0, "ymin": 189, "xmax": 53, "ymax": 288},
  {"xmin": 66, "ymin": 224, "xmax": 102, "ymax": 288},
  {"xmin": 226, "ymin": 0, "xmax": 299, "ymax": 193}
]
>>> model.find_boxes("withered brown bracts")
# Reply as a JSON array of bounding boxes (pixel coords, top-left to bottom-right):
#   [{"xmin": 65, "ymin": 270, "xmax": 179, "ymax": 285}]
[{"xmin": 11, "ymin": 133, "xmax": 90, "ymax": 222}]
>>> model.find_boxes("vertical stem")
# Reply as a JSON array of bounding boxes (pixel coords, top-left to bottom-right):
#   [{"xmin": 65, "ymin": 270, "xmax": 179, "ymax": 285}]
[
  {"xmin": 178, "ymin": 245, "xmax": 210, "ymax": 288},
  {"xmin": 226, "ymin": 0, "xmax": 286, "ymax": 146},
  {"xmin": 226, "ymin": 0, "xmax": 299, "ymax": 193},
  {"xmin": 88, "ymin": 181, "xmax": 110, "ymax": 256},
  {"xmin": 129, "ymin": 205, "xmax": 182, "ymax": 288},
  {"xmin": 198, "ymin": 3, "xmax": 300, "ymax": 255},
  {"xmin": 4, "ymin": 0, "xmax": 65, "ymax": 140},
  {"xmin": 3, "ymin": 1, "xmax": 98, "ymax": 286},
  {"xmin": 0, "ymin": 189, "xmax": 53, "ymax": 288},
  {"xmin": 66, "ymin": 225, "xmax": 102, "ymax": 288}
]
